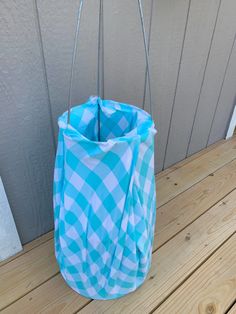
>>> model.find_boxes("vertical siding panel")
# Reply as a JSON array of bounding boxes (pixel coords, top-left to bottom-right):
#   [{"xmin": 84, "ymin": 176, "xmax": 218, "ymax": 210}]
[
  {"xmin": 163, "ymin": 0, "xmax": 221, "ymax": 168},
  {"xmin": 150, "ymin": 0, "xmax": 190, "ymax": 172},
  {"xmin": 34, "ymin": 0, "xmax": 56, "ymax": 149},
  {"xmin": 37, "ymin": 0, "xmax": 100, "ymax": 135},
  {"xmin": 0, "ymin": 0, "xmax": 55, "ymax": 243},
  {"xmin": 208, "ymin": 37, "xmax": 236, "ymax": 144},
  {"xmin": 102, "ymin": 0, "xmax": 151, "ymax": 108},
  {"xmin": 1, "ymin": 0, "xmax": 236, "ymax": 242},
  {"xmin": 187, "ymin": 0, "xmax": 236, "ymax": 155}
]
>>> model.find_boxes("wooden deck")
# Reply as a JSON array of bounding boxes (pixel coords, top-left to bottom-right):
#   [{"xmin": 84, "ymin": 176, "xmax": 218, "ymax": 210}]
[{"xmin": 1, "ymin": 137, "xmax": 236, "ymax": 314}]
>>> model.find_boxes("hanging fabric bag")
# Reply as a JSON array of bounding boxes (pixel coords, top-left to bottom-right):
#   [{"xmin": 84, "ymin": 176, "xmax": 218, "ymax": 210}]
[{"xmin": 54, "ymin": 0, "xmax": 157, "ymax": 300}]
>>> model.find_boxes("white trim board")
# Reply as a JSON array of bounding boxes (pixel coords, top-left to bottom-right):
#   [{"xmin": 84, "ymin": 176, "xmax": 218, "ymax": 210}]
[
  {"xmin": 226, "ymin": 104, "xmax": 236, "ymax": 139},
  {"xmin": 0, "ymin": 177, "xmax": 22, "ymax": 261}
]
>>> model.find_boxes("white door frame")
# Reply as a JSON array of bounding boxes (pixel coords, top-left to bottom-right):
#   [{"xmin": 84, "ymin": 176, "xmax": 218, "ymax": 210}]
[
  {"xmin": 0, "ymin": 177, "xmax": 22, "ymax": 261},
  {"xmin": 226, "ymin": 104, "xmax": 236, "ymax": 139}
]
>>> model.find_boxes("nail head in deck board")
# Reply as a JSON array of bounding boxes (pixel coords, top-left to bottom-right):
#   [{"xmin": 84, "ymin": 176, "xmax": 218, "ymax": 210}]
[
  {"xmin": 73, "ymin": 191, "xmax": 236, "ymax": 313},
  {"xmin": 156, "ymin": 234, "xmax": 236, "ymax": 314}
]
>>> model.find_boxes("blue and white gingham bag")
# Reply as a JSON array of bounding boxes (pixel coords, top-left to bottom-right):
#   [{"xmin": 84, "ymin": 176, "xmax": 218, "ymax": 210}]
[{"xmin": 53, "ymin": 97, "xmax": 157, "ymax": 299}]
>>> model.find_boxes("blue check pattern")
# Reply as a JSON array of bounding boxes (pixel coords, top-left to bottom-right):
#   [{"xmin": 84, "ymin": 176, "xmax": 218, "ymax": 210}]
[{"xmin": 54, "ymin": 97, "xmax": 157, "ymax": 300}]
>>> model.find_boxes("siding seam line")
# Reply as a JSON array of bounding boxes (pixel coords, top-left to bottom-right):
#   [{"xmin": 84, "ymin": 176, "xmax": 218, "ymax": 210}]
[
  {"xmin": 33, "ymin": 0, "xmax": 56, "ymax": 152},
  {"xmin": 162, "ymin": 0, "xmax": 192, "ymax": 170},
  {"xmin": 185, "ymin": 0, "xmax": 222, "ymax": 157},
  {"xmin": 206, "ymin": 32, "xmax": 236, "ymax": 146},
  {"xmin": 142, "ymin": 0, "xmax": 154, "ymax": 109}
]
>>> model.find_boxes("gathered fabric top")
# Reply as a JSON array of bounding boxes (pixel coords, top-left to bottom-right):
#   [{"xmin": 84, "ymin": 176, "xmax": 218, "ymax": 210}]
[{"xmin": 59, "ymin": 97, "xmax": 156, "ymax": 145}]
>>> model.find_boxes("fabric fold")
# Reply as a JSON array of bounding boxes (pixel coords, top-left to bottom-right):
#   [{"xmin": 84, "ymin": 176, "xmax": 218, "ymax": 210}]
[{"xmin": 54, "ymin": 97, "xmax": 157, "ymax": 300}]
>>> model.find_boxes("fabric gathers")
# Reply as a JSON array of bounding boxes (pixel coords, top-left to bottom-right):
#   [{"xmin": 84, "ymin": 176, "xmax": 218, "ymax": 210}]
[{"xmin": 53, "ymin": 97, "xmax": 157, "ymax": 300}]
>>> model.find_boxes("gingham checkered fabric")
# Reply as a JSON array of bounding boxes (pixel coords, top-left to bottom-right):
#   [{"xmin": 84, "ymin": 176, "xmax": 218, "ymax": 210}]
[{"xmin": 54, "ymin": 97, "xmax": 157, "ymax": 300}]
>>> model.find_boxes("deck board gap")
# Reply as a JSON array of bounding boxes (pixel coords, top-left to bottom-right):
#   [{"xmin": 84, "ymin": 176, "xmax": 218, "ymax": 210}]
[
  {"xmin": 156, "ymin": 155, "xmax": 236, "ymax": 209},
  {"xmin": 0, "ymin": 272, "xmax": 59, "ymax": 312},
  {"xmin": 147, "ymin": 232, "xmax": 236, "ymax": 314},
  {"xmin": 154, "ymin": 187, "xmax": 236, "ymax": 252}
]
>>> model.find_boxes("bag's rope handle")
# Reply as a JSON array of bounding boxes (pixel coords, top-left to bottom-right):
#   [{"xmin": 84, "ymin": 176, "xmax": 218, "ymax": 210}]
[
  {"xmin": 67, "ymin": 0, "xmax": 153, "ymax": 125},
  {"xmin": 97, "ymin": 0, "xmax": 104, "ymax": 99},
  {"xmin": 138, "ymin": 0, "xmax": 153, "ymax": 116},
  {"xmin": 67, "ymin": 0, "xmax": 84, "ymax": 125}
]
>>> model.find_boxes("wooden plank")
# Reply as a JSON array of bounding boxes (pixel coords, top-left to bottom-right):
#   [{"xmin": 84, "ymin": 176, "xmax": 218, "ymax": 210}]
[
  {"xmin": 1, "ymin": 138, "xmax": 236, "ymax": 311},
  {"xmin": 79, "ymin": 190, "xmax": 236, "ymax": 313},
  {"xmin": 1, "ymin": 275, "xmax": 90, "ymax": 314},
  {"xmin": 228, "ymin": 304, "xmax": 236, "ymax": 314},
  {"xmin": 148, "ymin": 0, "xmax": 190, "ymax": 171},
  {"xmin": 0, "ymin": 230, "xmax": 53, "ymax": 268},
  {"xmin": 208, "ymin": 38, "xmax": 236, "ymax": 145},
  {"xmin": 3, "ymin": 156, "xmax": 236, "ymax": 312},
  {"xmin": 0, "ymin": 240, "xmax": 58, "ymax": 310},
  {"xmin": 188, "ymin": 0, "xmax": 236, "ymax": 155},
  {"xmin": 156, "ymin": 136, "xmax": 236, "ymax": 207},
  {"xmin": 156, "ymin": 234, "xmax": 236, "ymax": 314},
  {"xmin": 155, "ymin": 158, "xmax": 236, "ymax": 250},
  {"xmin": 164, "ymin": 0, "xmax": 221, "ymax": 168},
  {"xmin": 157, "ymin": 138, "xmax": 225, "ymax": 178},
  {"xmin": 3, "ymin": 173, "xmax": 235, "ymax": 314},
  {"xmin": 0, "ymin": 0, "xmax": 55, "ymax": 244}
]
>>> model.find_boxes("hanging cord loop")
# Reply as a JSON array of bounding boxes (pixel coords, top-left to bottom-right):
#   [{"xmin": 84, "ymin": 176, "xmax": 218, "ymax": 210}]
[
  {"xmin": 67, "ymin": 0, "xmax": 84, "ymax": 125},
  {"xmin": 97, "ymin": 0, "xmax": 104, "ymax": 98},
  {"xmin": 67, "ymin": 0, "xmax": 153, "ymax": 125},
  {"xmin": 138, "ymin": 0, "xmax": 153, "ymax": 116}
]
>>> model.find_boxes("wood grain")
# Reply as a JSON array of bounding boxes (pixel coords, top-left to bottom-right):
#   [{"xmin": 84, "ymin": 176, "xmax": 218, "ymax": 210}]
[
  {"xmin": 154, "ymin": 158, "xmax": 236, "ymax": 250},
  {"xmin": 78, "ymin": 190, "xmax": 236, "ymax": 313},
  {"xmin": 228, "ymin": 304, "xmax": 236, "ymax": 314},
  {"xmin": 156, "ymin": 135, "xmax": 236, "ymax": 207},
  {"xmin": 0, "ymin": 231, "xmax": 53, "ymax": 268},
  {"xmin": 156, "ymin": 234, "xmax": 236, "ymax": 314},
  {"xmin": 1, "ymin": 275, "xmax": 90, "ymax": 314},
  {"xmin": 0, "ymin": 240, "xmax": 58, "ymax": 310},
  {"xmin": 156, "ymin": 138, "xmax": 225, "ymax": 178},
  {"xmin": 1, "ymin": 138, "xmax": 236, "ymax": 312}
]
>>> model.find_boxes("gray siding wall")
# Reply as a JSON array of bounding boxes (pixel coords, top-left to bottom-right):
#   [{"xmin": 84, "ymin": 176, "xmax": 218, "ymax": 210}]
[{"xmin": 0, "ymin": 0, "xmax": 236, "ymax": 244}]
